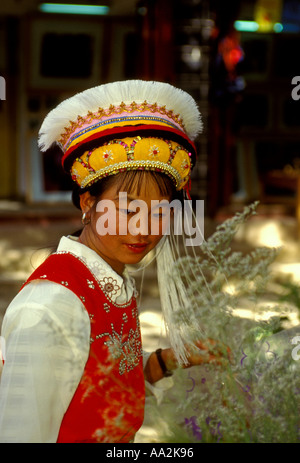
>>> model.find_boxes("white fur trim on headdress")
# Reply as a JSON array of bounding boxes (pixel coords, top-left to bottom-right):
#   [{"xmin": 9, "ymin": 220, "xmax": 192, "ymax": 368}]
[{"xmin": 38, "ymin": 80, "xmax": 203, "ymax": 152}]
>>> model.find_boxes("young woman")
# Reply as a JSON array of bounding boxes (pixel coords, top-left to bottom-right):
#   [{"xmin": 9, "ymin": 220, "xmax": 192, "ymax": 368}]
[{"xmin": 0, "ymin": 80, "xmax": 226, "ymax": 443}]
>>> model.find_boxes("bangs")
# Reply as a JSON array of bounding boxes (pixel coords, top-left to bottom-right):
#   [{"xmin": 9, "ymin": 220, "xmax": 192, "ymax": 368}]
[
  {"xmin": 72, "ymin": 170, "xmax": 179, "ymax": 210},
  {"xmin": 113, "ymin": 170, "xmax": 176, "ymax": 199}
]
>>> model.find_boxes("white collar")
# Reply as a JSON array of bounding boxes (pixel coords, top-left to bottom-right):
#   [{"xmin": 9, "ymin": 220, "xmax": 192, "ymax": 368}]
[{"xmin": 56, "ymin": 236, "xmax": 136, "ymax": 305}]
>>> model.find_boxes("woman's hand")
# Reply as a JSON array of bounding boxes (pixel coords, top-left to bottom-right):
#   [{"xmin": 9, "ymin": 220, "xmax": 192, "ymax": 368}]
[
  {"xmin": 144, "ymin": 339, "xmax": 232, "ymax": 384},
  {"xmin": 183, "ymin": 338, "xmax": 232, "ymax": 368}
]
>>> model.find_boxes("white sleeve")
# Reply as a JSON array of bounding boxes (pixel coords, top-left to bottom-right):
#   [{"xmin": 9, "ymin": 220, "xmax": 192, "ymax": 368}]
[
  {"xmin": 142, "ymin": 350, "xmax": 174, "ymax": 404},
  {"xmin": 0, "ymin": 280, "xmax": 91, "ymax": 443}
]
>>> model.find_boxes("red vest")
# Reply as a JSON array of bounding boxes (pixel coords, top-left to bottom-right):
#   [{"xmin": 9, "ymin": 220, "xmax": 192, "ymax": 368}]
[{"xmin": 23, "ymin": 252, "xmax": 145, "ymax": 443}]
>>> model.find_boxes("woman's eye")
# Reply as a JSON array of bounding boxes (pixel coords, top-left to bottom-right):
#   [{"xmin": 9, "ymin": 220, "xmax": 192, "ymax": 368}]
[
  {"xmin": 152, "ymin": 210, "xmax": 168, "ymax": 218},
  {"xmin": 119, "ymin": 208, "xmax": 134, "ymax": 215}
]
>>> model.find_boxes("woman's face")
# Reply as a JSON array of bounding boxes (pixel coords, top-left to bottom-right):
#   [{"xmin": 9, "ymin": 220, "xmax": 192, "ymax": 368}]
[{"xmin": 79, "ymin": 174, "xmax": 172, "ymax": 275}]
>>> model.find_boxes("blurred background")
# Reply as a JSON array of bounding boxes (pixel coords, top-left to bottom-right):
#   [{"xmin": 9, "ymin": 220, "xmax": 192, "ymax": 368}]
[{"xmin": 0, "ymin": 0, "xmax": 299, "ymax": 213}]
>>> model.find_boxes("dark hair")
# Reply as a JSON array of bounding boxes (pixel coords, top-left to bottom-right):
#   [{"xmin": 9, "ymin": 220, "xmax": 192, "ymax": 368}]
[{"xmin": 72, "ymin": 170, "xmax": 182, "ymax": 210}]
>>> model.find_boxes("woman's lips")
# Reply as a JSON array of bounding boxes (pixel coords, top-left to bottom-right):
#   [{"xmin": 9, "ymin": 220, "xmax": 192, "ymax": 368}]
[{"xmin": 125, "ymin": 243, "xmax": 148, "ymax": 254}]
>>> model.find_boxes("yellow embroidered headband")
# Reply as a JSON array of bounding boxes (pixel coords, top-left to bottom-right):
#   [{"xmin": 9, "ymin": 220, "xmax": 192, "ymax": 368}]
[{"xmin": 38, "ymin": 80, "xmax": 203, "ymax": 192}]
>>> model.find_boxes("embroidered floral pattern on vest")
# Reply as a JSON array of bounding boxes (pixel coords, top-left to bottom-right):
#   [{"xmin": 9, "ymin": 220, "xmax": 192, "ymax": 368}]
[
  {"xmin": 99, "ymin": 276, "xmax": 121, "ymax": 297},
  {"xmin": 94, "ymin": 306, "xmax": 142, "ymax": 376}
]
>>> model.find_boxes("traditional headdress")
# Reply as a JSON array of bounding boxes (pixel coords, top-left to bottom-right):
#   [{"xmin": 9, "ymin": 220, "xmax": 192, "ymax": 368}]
[
  {"xmin": 38, "ymin": 80, "xmax": 202, "ymax": 196},
  {"xmin": 38, "ymin": 80, "xmax": 203, "ymax": 364}
]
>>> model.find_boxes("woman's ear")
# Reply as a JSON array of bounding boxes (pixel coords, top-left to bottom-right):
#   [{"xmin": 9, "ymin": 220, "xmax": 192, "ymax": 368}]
[{"xmin": 79, "ymin": 192, "xmax": 96, "ymax": 213}]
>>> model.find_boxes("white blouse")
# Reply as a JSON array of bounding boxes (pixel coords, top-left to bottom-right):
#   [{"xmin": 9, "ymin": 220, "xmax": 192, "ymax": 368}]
[{"xmin": 0, "ymin": 236, "xmax": 151, "ymax": 443}]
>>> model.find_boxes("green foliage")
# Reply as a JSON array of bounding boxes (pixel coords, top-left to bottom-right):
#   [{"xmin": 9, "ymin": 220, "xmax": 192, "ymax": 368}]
[{"xmin": 279, "ymin": 278, "xmax": 300, "ymax": 312}]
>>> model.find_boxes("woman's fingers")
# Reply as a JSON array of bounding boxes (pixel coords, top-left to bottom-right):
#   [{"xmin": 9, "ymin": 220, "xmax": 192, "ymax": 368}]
[{"xmin": 184, "ymin": 338, "xmax": 232, "ymax": 368}]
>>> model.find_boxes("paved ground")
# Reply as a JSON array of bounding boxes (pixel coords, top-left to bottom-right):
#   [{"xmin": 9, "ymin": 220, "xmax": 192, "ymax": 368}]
[{"xmin": 0, "ymin": 200, "xmax": 299, "ymax": 442}]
